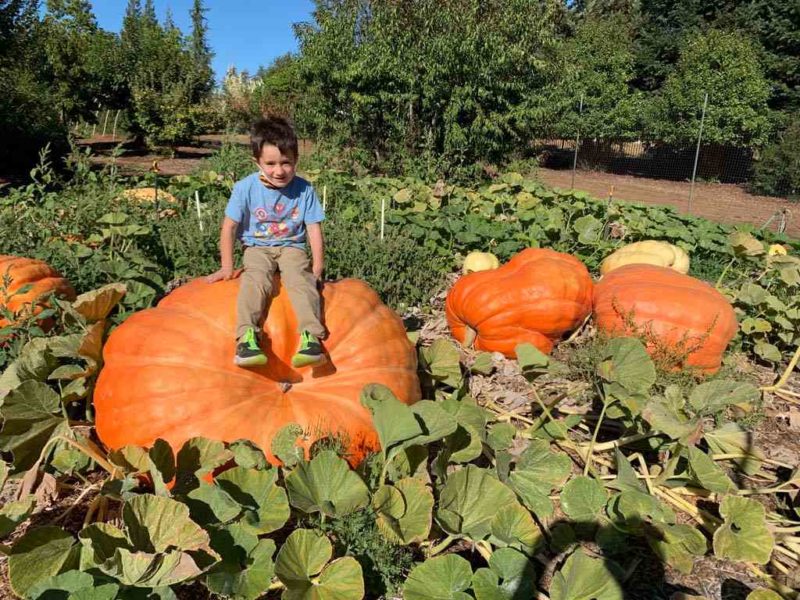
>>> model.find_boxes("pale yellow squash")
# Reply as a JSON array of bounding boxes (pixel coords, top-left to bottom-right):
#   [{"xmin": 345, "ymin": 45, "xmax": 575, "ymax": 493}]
[
  {"xmin": 463, "ymin": 251, "xmax": 500, "ymax": 274},
  {"xmin": 600, "ymin": 240, "xmax": 690, "ymax": 275}
]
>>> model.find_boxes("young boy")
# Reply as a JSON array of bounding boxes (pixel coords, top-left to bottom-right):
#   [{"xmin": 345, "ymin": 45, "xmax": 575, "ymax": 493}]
[{"xmin": 206, "ymin": 116, "xmax": 326, "ymax": 368}]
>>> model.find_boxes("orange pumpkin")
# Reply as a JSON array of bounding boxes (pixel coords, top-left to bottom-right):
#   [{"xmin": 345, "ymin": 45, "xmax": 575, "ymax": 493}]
[
  {"xmin": 593, "ymin": 264, "xmax": 738, "ymax": 373},
  {"xmin": 94, "ymin": 277, "xmax": 420, "ymax": 465},
  {"xmin": 445, "ymin": 248, "xmax": 593, "ymax": 357},
  {"xmin": 0, "ymin": 255, "xmax": 75, "ymax": 331}
]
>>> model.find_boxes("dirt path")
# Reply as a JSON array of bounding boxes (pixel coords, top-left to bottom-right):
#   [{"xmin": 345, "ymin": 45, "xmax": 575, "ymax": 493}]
[{"xmin": 538, "ymin": 168, "xmax": 798, "ymax": 238}]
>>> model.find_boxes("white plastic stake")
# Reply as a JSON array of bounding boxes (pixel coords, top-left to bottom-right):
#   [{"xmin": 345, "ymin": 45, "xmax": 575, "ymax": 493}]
[
  {"xmin": 380, "ymin": 197, "xmax": 386, "ymax": 241},
  {"xmin": 322, "ymin": 185, "xmax": 327, "ymax": 212},
  {"xmin": 195, "ymin": 191, "xmax": 204, "ymax": 232},
  {"xmin": 112, "ymin": 110, "xmax": 120, "ymax": 142}
]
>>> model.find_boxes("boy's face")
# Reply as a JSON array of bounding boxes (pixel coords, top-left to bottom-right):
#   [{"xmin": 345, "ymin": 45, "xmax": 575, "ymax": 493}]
[{"xmin": 254, "ymin": 144, "xmax": 297, "ymax": 188}]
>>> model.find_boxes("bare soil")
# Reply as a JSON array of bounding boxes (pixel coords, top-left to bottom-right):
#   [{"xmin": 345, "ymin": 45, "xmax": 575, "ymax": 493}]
[{"xmin": 538, "ymin": 168, "xmax": 798, "ymax": 238}]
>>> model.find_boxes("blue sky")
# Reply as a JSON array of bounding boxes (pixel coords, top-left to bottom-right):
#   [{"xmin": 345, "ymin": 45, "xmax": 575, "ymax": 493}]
[{"xmin": 89, "ymin": 1, "xmax": 316, "ymax": 81}]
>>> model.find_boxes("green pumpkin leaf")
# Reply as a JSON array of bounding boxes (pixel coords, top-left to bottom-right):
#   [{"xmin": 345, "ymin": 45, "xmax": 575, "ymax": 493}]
[
  {"xmin": 420, "ymin": 339, "xmax": 463, "ymax": 388},
  {"xmin": 404, "ymin": 555, "xmax": 473, "ymax": 600},
  {"xmin": 206, "ymin": 538, "xmax": 276, "ymax": 600},
  {"xmin": 647, "ymin": 523, "xmax": 707, "ymax": 575},
  {"xmin": 176, "ymin": 437, "xmax": 232, "ymax": 478},
  {"xmin": 560, "ymin": 476, "xmax": 607, "ymax": 523},
  {"xmin": 609, "ymin": 448, "xmax": 646, "ymax": 493},
  {"xmin": 275, "ymin": 529, "xmax": 364, "ymax": 599},
  {"xmin": 285, "ymin": 450, "xmax": 369, "ymax": 517},
  {"xmin": 0, "ymin": 338, "xmax": 58, "ymax": 394},
  {"xmin": 487, "ymin": 422, "xmax": 517, "ymax": 451},
  {"xmin": 123, "ymin": 494, "xmax": 212, "ymax": 554},
  {"xmin": 470, "ymin": 352, "xmax": 495, "ymax": 375},
  {"xmin": 373, "ymin": 478, "xmax": 433, "ymax": 545},
  {"xmin": 688, "ymin": 380, "xmax": 760, "ymax": 415},
  {"xmin": 729, "ymin": 232, "xmax": 764, "ymax": 257},
  {"xmin": 99, "ymin": 547, "xmax": 201, "ymax": 587},
  {"xmin": 8, "ymin": 527, "xmax": 78, "ymax": 598},
  {"xmin": 549, "ymin": 549, "xmax": 624, "ymax": 600},
  {"xmin": 26, "ymin": 570, "xmax": 95, "ymax": 599},
  {"xmin": 437, "ymin": 465, "xmax": 518, "ymax": 540},
  {"xmin": 515, "ymin": 343, "xmax": 549, "ymax": 380},
  {"xmin": 687, "ymin": 447, "xmax": 735, "ymax": 494},
  {"xmin": 0, "ymin": 380, "xmax": 67, "ymax": 472},
  {"xmin": 185, "ymin": 481, "xmax": 242, "ymax": 525},
  {"xmin": 747, "ymin": 590, "xmax": 783, "ymax": 600},
  {"xmin": 508, "ymin": 439, "xmax": 571, "ymax": 518},
  {"xmin": 229, "ymin": 439, "xmax": 269, "ymax": 470},
  {"xmin": 271, "ymin": 423, "xmax": 306, "ymax": 467},
  {"xmin": 472, "ymin": 547, "xmax": 537, "ymax": 600},
  {"xmin": 490, "ymin": 502, "xmax": 544, "ymax": 555},
  {"xmin": 713, "ymin": 496, "xmax": 774, "ymax": 564},
  {"xmin": 410, "ymin": 400, "xmax": 459, "ymax": 445},
  {"xmin": 704, "ymin": 423, "xmax": 763, "ymax": 476},
  {"xmin": 0, "ymin": 495, "xmax": 36, "ymax": 539},
  {"xmin": 360, "ymin": 384, "xmax": 424, "ymax": 463}
]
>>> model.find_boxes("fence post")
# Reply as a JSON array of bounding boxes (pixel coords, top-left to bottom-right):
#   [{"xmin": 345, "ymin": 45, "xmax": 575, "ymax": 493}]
[
  {"xmin": 688, "ymin": 92, "xmax": 709, "ymax": 215},
  {"xmin": 112, "ymin": 110, "xmax": 120, "ymax": 142},
  {"xmin": 380, "ymin": 197, "xmax": 386, "ymax": 241},
  {"xmin": 571, "ymin": 94, "xmax": 584, "ymax": 190},
  {"xmin": 101, "ymin": 109, "xmax": 110, "ymax": 137}
]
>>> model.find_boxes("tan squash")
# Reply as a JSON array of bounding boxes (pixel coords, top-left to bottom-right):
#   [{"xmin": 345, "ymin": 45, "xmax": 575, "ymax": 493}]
[{"xmin": 600, "ymin": 240, "xmax": 690, "ymax": 275}]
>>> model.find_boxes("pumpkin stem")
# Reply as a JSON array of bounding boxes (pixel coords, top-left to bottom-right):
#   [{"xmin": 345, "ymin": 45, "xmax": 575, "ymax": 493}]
[
  {"xmin": 463, "ymin": 325, "xmax": 477, "ymax": 348},
  {"xmin": 279, "ymin": 381, "xmax": 293, "ymax": 393}
]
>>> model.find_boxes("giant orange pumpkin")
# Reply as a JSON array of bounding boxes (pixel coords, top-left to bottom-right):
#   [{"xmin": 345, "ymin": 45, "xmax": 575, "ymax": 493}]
[
  {"xmin": 0, "ymin": 255, "xmax": 75, "ymax": 331},
  {"xmin": 593, "ymin": 264, "xmax": 738, "ymax": 373},
  {"xmin": 94, "ymin": 277, "xmax": 420, "ymax": 465},
  {"xmin": 445, "ymin": 248, "xmax": 593, "ymax": 357}
]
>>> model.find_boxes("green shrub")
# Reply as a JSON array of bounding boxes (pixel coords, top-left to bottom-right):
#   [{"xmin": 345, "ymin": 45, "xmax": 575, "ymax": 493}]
[{"xmin": 751, "ymin": 117, "xmax": 800, "ymax": 200}]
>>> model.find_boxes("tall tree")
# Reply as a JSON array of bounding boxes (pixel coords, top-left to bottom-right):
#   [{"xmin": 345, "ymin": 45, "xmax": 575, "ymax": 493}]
[
  {"xmin": 650, "ymin": 29, "xmax": 771, "ymax": 147},
  {"xmin": 189, "ymin": 0, "xmax": 213, "ymax": 98}
]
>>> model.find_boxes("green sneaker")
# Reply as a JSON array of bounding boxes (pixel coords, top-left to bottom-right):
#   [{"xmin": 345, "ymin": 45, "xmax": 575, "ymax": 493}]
[
  {"xmin": 235, "ymin": 328, "xmax": 267, "ymax": 367},
  {"xmin": 291, "ymin": 331, "xmax": 326, "ymax": 368}
]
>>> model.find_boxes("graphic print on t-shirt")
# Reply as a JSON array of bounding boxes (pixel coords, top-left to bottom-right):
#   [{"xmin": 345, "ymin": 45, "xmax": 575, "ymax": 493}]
[{"xmin": 252, "ymin": 199, "xmax": 302, "ymax": 240}]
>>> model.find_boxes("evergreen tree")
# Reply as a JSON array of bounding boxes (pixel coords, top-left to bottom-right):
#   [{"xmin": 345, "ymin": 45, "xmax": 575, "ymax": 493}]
[{"xmin": 189, "ymin": 0, "xmax": 214, "ymax": 98}]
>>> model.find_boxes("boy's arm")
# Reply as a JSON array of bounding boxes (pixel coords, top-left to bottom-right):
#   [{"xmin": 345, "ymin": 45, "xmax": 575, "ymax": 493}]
[
  {"xmin": 206, "ymin": 217, "xmax": 239, "ymax": 283},
  {"xmin": 307, "ymin": 222, "xmax": 324, "ymax": 280}
]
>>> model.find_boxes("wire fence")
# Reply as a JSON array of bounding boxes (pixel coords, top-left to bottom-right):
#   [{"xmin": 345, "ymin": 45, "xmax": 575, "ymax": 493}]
[{"xmin": 530, "ymin": 92, "xmax": 798, "ymax": 234}]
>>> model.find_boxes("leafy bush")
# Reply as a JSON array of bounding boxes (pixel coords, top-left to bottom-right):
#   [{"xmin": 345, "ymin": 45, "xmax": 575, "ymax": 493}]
[{"xmin": 751, "ymin": 117, "xmax": 800, "ymax": 199}]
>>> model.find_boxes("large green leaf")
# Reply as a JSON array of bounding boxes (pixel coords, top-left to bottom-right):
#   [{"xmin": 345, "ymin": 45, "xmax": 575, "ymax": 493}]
[
  {"xmin": 271, "ymin": 423, "xmax": 305, "ymax": 467},
  {"xmin": 508, "ymin": 439, "xmax": 571, "ymax": 517},
  {"xmin": 0, "ymin": 495, "xmax": 36, "ymax": 539},
  {"xmin": 26, "ymin": 570, "xmax": 101, "ymax": 599},
  {"xmin": 410, "ymin": 400, "xmax": 459, "ymax": 445},
  {"xmin": 404, "ymin": 555, "xmax": 473, "ymax": 600},
  {"xmin": 420, "ymin": 339, "xmax": 463, "ymax": 388},
  {"xmin": 360, "ymin": 384, "xmax": 424, "ymax": 463},
  {"xmin": 0, "ymin": 338, "xmax": 58, "ymax": 395},
  {"xmin": 598, "ymin": 338, "xmax": 656, "ymax": 412},
  {"xmin": 688, "ymin": 380, "xmax": 759, "ymax": 415},
  {"xmin": 713, "ymin": 496, "xmax": 774, "ymax": 564},
  {"xmin": 206, "ymin": 538, "xmax": 276, "ymax": 600},
  {"xmin": 175, "ymin": 437, "xmax": 232, "ymax": 479},
  {"xmin": 472, "ymin": 548, "xmax": 536, "ymax": 600},
  {"xmin": 515, "ymin": 343, "xmax": 550, "ymax": 380},
  {"xmin": 123, "ymin": 494, "xmax": 212, "ymax": 554},
  {"xmin": 437, "ymin": 465, "xmax": 518, "ymax": 540},
  {"xmin": 71, "ymin": 283, "xmax": 127, "ymax": 322},
  {"xmin": 704, "ymin": 423, "xmax": 764, "ymax": 476},
  {"xmin": 489, "ymin": 502, "xmax": 543, "ymax": 555},
  {"xmin": 609, "ymin": 448, "xmax": 646, "ymax": 493},
  {"xmin": 647, "ymin": 523, "xmax": 707, "ymax": 575},
  {"xmin": 285, "ymin": 450, "xmax": 369, "ymax": 517},
  {"xmin": 0, "ymin": 380, "xmax": 67, "ymax": 471},
  {"xmin": 559, "ymin": 476, "xmax": 607, "ymax": 523},
  {"xmin": 747, "ymin": 590, "xmax": 783, "ymax": 599},
  {"xmin": 185, "ymin": 481, "xmax": 242, "ymax": 525},
  {"xmin": 549, "ymin": 550, "xmax": 624, "ymax": 600},
  {"xmin": 373, "ymin": 478, "xmax": 433, "ymax": 545},
  {"xmin": 687, "ymin": 447, "xmax": 735, "ymax": 494},
  {"xmin": 99, "ymin": 547, "xmax": 202, "ymax": 587},
  {"xmin": 8, "ymin": 526, "xmax": 78, "ymax": 597},
  {"xmin": 275, "ymin": 529, "xmax": 364, "ymax": 599}
]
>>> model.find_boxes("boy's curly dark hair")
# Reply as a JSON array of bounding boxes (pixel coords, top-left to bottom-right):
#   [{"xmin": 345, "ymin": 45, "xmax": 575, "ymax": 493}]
[{"xmin": 250, "ymin": 116, "xmax": 298, "ymax": 161}]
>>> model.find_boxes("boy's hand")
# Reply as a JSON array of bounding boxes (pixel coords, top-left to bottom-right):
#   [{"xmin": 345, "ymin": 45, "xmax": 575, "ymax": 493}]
[
  {"xmin": 312, "ymin": 261, "xmax": 324, "ymax": 281},
  {"xmin": 206, "ymin": 267, "xmax": 237, "ymax": 283}
]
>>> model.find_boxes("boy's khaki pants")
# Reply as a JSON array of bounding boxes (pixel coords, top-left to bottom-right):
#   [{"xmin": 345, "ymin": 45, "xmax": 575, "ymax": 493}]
[{"xmin": 236, "ymin": 246, "xmax": 326, "ymax": 341}]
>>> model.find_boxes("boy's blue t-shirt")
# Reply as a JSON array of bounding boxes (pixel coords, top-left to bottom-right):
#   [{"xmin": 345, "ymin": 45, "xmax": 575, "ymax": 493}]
[{"xmin": 224, "ymin": 173, "xmax": 325, "ymax": 248}]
